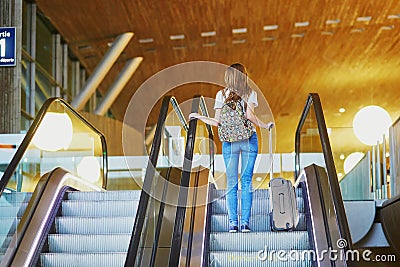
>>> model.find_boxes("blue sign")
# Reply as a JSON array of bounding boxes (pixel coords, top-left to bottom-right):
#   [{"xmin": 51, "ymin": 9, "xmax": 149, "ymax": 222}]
[{"xmin": 0, "ymin": 27, "xmax": 16, "ymax": 67}]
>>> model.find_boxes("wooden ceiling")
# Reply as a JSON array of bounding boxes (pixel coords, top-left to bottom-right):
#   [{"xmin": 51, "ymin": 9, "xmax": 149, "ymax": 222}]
[{"xmin": 36, "ymin": 0, "xmax": 400, "ymax": 154}]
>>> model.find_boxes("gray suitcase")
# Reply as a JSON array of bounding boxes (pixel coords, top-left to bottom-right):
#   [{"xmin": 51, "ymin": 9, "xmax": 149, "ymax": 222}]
[{"xmin": 268, "ymin": 127, "xmax": 299, "ymax": 231}]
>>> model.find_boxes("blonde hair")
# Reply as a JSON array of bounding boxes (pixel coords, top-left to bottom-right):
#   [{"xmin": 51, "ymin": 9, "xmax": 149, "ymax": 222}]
[{"xmin": 223, "ymin": 63, "xmax": 251, "ymax": 103}]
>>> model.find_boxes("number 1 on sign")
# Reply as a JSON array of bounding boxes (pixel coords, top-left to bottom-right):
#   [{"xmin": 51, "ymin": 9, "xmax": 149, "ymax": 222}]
[{"xmin": 0, "ymin": 38, "xmax": 5, "ymax": 57}]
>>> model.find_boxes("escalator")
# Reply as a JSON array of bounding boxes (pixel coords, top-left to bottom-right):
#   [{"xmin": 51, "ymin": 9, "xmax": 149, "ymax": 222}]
[{"xmin": 2, "ymin": 93, "xmax": 400, "ymax": 267}]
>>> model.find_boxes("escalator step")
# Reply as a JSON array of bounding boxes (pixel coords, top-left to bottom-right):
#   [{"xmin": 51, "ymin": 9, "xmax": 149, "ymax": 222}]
[
  {"xmin": 47, "ymin": 234, "xmax": 130, "ymax": 253},
  {"xmin": 211, "ymin": 197, "xmax": 304, "ymax": 214},
  {"xmin": 209, "ymin": 251, "xmax": 312, "ymax": 267},
  {"xmin": 55, "ymin": 217, "xmax": 135, "ymax": 234},
  {"xmin": 210, "ymin": 213, "xmax": 307, "ymax": 232},
  {"xmin": 67, "ymin": 190, "xmax": 141, "ymax": 201},
  {"xmin": 210, "ymin": 231, "xmax": 309, "ymax": 251},
  {"xmin": 40, "ymin": 252, "xmax": 127, "ymax": 267},
  {"xmin": 0, "ymin": 202, "xmax": 28, "ymax": 217},
  {"xmin": 61, "ymin": 200, "xmax": 138, "ymax": 217}
]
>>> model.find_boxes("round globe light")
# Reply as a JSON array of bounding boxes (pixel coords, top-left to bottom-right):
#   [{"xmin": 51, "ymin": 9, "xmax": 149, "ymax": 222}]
[
  {"xmin": 77, "ymin": 156, "xmax": 101, "ymax": 182},
  {"xmin": 32, "ymin": 112, "xmax": 73, "ymax": 151},
  {"xmin": 353, "ymin": 106, "xmax": 392, "ymax": 145},
  {"xmin": 344, "ymin": 152, "xmax": 365, "ymax": 174}
]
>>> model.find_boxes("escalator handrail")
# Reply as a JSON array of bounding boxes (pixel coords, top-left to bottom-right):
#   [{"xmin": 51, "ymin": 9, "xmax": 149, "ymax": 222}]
[
  {"xmin": 0, "ymin": 97, "xmax": 108, "ymax": 196},
  {"xmin": 170, "ymin": 97, "xmax": 189, "ymax": 132},
  {"xmin": 125, "ymin": 95, "xmax": 181, "ymax": 266},
  {"xmin": 295, "ymin": 93, "xmax": 354, "ymax": 254},
  {"xmin": 2, "ymin": 168, "xmax": 102, "ymax": 266},
  {"xmin": 168, "ymin": 96, "xmax": 201, "ymax": 266},
  {"xmin": 199, "ymin": 96, "xmax": 215, "ymax": 177}
]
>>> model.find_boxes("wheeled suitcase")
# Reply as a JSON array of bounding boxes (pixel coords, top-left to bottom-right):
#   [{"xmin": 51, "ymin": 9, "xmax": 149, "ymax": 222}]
[{"xmin": 268, "ymin": 127, "xmax": 299, "ymax": 231}]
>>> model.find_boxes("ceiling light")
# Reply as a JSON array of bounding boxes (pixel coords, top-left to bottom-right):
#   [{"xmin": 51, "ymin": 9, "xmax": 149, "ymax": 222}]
[
  {"xmin": 353, "ymin": 105, "xmax": 392, "ymax": 145},
  {"xmin": 263, "ymin": 25, "xmax": 278, "ymax": 31},
  {"xmin": 295, "ymin": 21, "xmax": 309, "ymax": 27},
  {"xmin": 357, "ymin": 16, "xmax": 372, "ymax": 22},
  {"xmin": 202, "ymin": 42, "xmax": 216, "ymax": 47},
  {"xmin": 337, "ymin": 173, "xmax": 343, "ymax": 178},
  {"xmin": 340, "ymin": 154, "xmax": 345, "ymax": 160},
  {"xmin": 201, "ymin": 31, "xmax": 216, "ymax": 37},
  {"xmin": 381, "ymin": 25, "xmax": 394, "ymax": 30},
  {"xmin": 339, "ymin": 108, "xmax": 346, "ymax": 113},
  {"xmin": 77, "ymin": 45, "xmax": 91, "ymax": 50},
  {"xmin": 326, "ymin": 19, "xmax": 340, "ymax": 25},
  {"xmin": 139, "ymin": 38, "xmax": 154, "ymax": 43},
  {"xmin": 321, "ymin": 31, "xmax": 334, "ymax": 35},
  {"xmin": 262, "ymin": 36, "xmax": 276, "ymax": 41},
  {"xmin": 255, "ymin": 177, "xmax": 263, "ymax": 182},
  {"xmin": 232, "ymin": 39, "xmax": 246, "ymax": 44},
  {"xmin": 344, "ymin": 152, "xmax": 365, "ymax": 173},
  {"xmin": 172, "ymin": 45, "xmax": 186, "ymax": 50},
  {"xmin": 350, "ymin": 28, "xmax": 365, "ymax": 33},
  {"xmin": 387, "ymin": 14, "xmax": 400, "ymax": 19},
  {"xmin": 232, "ymin": 28, "xmax": 247, "ymax": 34},
  {"xmin": 169, "ymin": 34, "xmax": 185, "ymax": 40},
  {"xmin": 291, "ymin": 33, "xmax": 305, "ymax": 38}
]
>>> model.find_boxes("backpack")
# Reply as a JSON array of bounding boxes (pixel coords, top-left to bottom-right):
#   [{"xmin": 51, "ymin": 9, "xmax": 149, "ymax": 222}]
[{"xmin": 217, "ymin": 100, "xmax": 256, "ymax": 142}]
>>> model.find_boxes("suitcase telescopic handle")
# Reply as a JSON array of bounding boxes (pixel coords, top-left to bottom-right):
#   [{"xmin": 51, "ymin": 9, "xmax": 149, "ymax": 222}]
[{"xmin": 269, "ymin": 125, "xmax": 273, "ymax": 180}]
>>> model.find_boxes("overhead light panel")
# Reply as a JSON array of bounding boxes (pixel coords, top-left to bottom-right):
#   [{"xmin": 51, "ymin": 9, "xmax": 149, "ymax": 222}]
[
  {"xmin": 232, "ymin": 39, "xmax": 246, "ymax": 44},
  {"xmin": 326, "ymin": 19, "xmax": 340, "ymax": 25},
  {"xmin": 139, "ymin": 38, "xmax": 154, "ymax": 43},
  {"xmin": 381, "ymin": 25, "xmax": 395, "ymax": 30},
  {"xmin": 202, "ymin": 42, "xmax": 216, "ymax": 47},
  {"xmin": 232, "ymin": 28, "xmax": 247, "ymax": 34},
  {"xmin": 263, "ymin": 25, "xmax": 278, "ymax": 31},
  {"xmin": 350, "ymin": 28, "xmax": 365, "ymax": 33},
  {"xmin": 77, "ymin": 45, "xmax": 91, "ymax": 50},
  {"xmin": 321, "ymin": 31, "xmax": 334, "ymax": 35},
  {"xmin": 291, "ymin": 33, "xmax": 305, "ymax": 38},
  {"xmin": 387, "ymin": 14, "xmax": 400, "ymax": 19},
  {"xmin": 172, "ymin": 45, "xmax": 186, "ymax": 50},
  {"xmin": 201, "ymin": 31, "xmax": 216, "ymax": 37},
  {"xmin": 295, "ymin": 21, "xmax": 309, "ymax": 27},
  {"xmin": 357, "ymin": 16, "xmax": 372, "ymax": 22},
  {"xmin": 170, "ymin": 34, "xmax": 185, "ymax": 40},
  {"xmin": 262, "ymin": 36, "xmax": 276, "ymax": 41}
]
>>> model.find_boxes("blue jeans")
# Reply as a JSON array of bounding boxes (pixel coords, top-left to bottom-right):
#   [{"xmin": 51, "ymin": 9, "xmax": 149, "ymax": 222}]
[{"xmin": 222, "ymin": 132, "xmax": 258, "ymax": 226}]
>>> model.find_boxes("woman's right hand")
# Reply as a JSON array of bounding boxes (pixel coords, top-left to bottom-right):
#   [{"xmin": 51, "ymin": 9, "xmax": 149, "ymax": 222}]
[{"xmin": 189, "ymin": 112, "xmax": 200, "ymax": 120}]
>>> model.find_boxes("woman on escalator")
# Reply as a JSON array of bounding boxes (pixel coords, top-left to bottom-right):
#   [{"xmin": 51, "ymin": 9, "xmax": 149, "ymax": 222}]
[{"xmin": 189, "ymin": 63, "xmax": 273, "ymax": 233}]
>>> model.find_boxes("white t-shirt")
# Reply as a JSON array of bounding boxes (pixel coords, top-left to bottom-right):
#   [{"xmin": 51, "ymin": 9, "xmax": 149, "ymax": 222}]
[{"xmin": 214, "ymin": 88, "xmax": 258, "ymax": 110}]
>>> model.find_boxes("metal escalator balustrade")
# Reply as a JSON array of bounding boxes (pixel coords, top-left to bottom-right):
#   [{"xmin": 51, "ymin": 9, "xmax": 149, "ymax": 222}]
[
  {"xmin": 0, "ymin": 97, "xmax": 108, "ymax": 267},
  {"xmin": 125, "ymin": 95, "xmax": 191, "ymax": 266}
]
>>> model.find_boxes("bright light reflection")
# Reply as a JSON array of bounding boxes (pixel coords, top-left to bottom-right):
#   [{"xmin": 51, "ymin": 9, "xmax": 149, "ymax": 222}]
[
  {"xmin": 77, "ymin": 156, "xmax": 101, "ymax": 182},
  {"xmin": 344, "ymin": 152, "xmax": 365, "ymax": 174},
  {"xmin": 32, "ymin": 112, "xmax": 73, "ymax": 151},
  {"xmin": 353, "ymin": 106, "xmax": 392, "ymax": 145}
]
